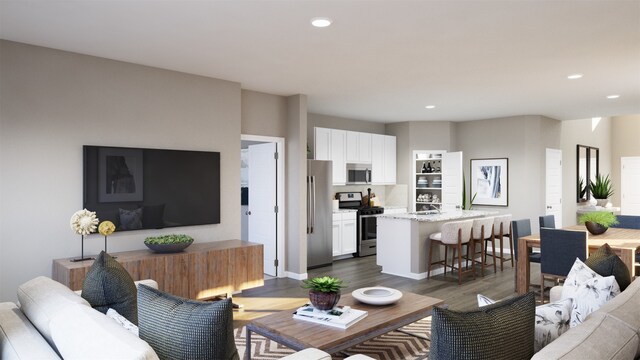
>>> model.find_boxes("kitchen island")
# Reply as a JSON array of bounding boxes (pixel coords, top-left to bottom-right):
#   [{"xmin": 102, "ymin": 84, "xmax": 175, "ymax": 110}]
[{"xmin": 377, "ymin": 210, "xmax": 498, "ymax": 279}]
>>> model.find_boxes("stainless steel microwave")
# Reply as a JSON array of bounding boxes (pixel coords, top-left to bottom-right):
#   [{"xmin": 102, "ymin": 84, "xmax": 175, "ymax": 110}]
[{"xmin": 346, "ymin": 163, "xmax": 371, "ymax": 184}]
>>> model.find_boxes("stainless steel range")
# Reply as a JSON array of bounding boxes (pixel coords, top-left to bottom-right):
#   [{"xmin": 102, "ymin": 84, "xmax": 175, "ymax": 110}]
[{"xmin": 336, "ymin": 190, "xmax": 384, "ymax": 257}]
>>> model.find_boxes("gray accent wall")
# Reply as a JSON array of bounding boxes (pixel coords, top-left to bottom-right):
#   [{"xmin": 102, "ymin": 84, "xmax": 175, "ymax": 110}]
[
  {"xmin": 0, "ymin": 40, "xmax": 242, "ymax": 301},
  {"xmin": 455, "ymin": 115, "xmax": 561, "ymax": 227}
]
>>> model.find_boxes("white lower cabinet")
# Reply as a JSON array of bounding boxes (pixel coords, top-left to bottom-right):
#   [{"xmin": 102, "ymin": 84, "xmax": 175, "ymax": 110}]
[{"xmin": 332, "ymin": 212, "xmax": 357, "ymax": 256}]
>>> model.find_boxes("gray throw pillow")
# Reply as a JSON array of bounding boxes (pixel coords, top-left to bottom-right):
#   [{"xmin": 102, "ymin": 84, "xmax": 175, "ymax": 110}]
[
  {"xmin": 430, "ymin": 292, "xmax": 535, "ymax": 360},
  {"xmin": 81, "ymin": 251, "xmax": 138, "ymax": 325},
  {"xmin": 137, "ymin": 284, "xmax": 239, "ymax": 360},
  {"xmin": 119, "ymin": 207, "xmax": 143, "ymax": 230},
  {"xmin": 585, "ymin": 243, "xmax": 631, "ymax": 291}
]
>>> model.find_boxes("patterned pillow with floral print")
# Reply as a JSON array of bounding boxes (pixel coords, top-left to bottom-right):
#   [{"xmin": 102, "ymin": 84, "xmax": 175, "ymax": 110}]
[
  {"xmin": 534, "ymin": 298, "xmax": 572, "ymax": 352},
  {"xmin": 561, "ymin": 258, "xmax": 620, "ymax": 328}
]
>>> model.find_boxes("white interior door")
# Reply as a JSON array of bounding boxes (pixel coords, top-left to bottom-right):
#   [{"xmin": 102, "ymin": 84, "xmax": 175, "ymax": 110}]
[
  {"xmin": 545, "ymin": 148, "xmax": 563, "ymax": 227},
  {"xmin": 248, "ymin": 142, "xmax": 277, "ymax": 276},
  {"xmin": 621, "ymin": 157, "xmax": 640, "ymax": 215},
  {"xmin": 442, "ymin": 151, "xmax": 463, "ymax": 211}
]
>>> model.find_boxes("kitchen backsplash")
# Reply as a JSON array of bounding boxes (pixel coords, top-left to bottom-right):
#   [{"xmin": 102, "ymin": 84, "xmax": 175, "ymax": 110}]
[{"xmin": 332, "ymin": 184, "xmax": 408, "ymax": 208}]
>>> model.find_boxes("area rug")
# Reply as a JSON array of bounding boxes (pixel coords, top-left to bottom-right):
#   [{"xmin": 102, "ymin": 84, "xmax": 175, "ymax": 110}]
[{"xmin": 235, "ymin": 317, "xmax": 431, "ymax": 360}]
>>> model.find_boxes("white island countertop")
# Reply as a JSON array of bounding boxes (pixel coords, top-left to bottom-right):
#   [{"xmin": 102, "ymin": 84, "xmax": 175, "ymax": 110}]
[{"xmin": 379, "ymin": 210, "xmax": 498, "ymax": 222}]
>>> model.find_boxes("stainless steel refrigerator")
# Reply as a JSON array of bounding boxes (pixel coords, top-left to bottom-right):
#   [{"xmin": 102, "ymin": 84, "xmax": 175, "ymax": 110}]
[{"xmin": 307, "ymin": 160, "xmax": 333, "ymax": 269}]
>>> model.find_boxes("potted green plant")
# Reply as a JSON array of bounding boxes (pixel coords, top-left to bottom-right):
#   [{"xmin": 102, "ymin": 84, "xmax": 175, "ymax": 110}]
[
  {"xmin": 590, "ymin": 173, "xmax": 614, "ymax": 207},
  {"xmin": 301, "ymin": 276, "xmax": 346, "ymax": 310},
  {"xmin": 144, "ymin": 234, "xmax": 194, "ymax": 253},
  {"xmin": 579, "ymin": 211, "xmax": 619, "ymax": 235}
]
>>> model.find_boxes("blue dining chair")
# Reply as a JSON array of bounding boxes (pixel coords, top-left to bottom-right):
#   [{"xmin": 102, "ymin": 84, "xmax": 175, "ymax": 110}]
[
  {"xmin": 512, "ymin": 219, "xmax": 541, "ymax": 291},
  {"xmin": 539, "ymin": 215, "xmax": 556, "ymax": 229},
  {"xmin": 539, "ymin": 228, "xmax": 587, "ymax": 302},
  {"xmin": 611, "ymin": 215, "xmax": 640, "ymax": 229}
]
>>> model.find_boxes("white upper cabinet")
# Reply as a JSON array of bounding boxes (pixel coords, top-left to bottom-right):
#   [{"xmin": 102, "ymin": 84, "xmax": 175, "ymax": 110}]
[
  {"xmin": 345, "ymin": 131, "xmax": 359, "ymax": 163},
  {"xmin": 371, "ymin": 134, "xmax": 385, "ymax": 183},
  {"xmin": 315, "ymin": 127, "xmax": 394, "ymax": 185},
  {"xmin": 384, "ymin": 135, "xmax": 396, "ymax": 184},
  {"xmin": 358, "ymin": 133, "xmax": 372, "ymax": 163},
  {"xmin": 330, "ymin": 129, "xmax": 346, "ymax": 185},
  {"xmin": 314, "ymin": 127, "xmax": 331, "ymax": 161},
  {"xmin": 441, "ymin": 151, "xmax": 463, "ymax": 211}
]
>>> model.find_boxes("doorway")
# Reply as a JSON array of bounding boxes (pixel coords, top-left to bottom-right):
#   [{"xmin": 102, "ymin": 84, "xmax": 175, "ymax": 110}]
[
  {"xmin": 241, "ymin": 135, "xmax": 285, "ymax": 277},
  {"xmin": 621, "ymin": 157, "xmax": 640, "ymax": 215},
  {"xmin": 545, "ymin": 148, "xmax": 563, "ymax": 228}
]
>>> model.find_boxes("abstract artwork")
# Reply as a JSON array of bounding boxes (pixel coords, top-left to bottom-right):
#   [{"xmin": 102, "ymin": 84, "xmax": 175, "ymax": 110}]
[{"xmin": 470, "ymin": 158, "xmax": 508, "ymax": 206}]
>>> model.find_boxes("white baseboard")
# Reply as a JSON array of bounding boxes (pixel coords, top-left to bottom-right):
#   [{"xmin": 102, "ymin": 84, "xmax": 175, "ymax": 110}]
[{"xmin": 285, "ymin": 271, "xmax": 308, "ymax": 280}]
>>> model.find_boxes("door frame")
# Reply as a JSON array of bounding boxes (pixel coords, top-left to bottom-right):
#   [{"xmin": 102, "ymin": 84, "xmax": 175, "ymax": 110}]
[
  {"xmin": 545, "ymin": 148, "xmax": 563, "ymax": 228},
  {"xmin": 241, "ymin": 134, "xmax": 286, "ymax": 278}
]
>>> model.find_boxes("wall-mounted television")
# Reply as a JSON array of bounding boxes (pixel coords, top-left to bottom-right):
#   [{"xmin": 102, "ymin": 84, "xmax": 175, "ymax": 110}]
[{"xmin": 83, "ymin": 145, "xmax": 220, "ymax": 231}]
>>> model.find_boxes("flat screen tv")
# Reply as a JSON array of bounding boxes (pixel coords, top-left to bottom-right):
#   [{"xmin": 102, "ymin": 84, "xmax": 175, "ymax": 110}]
[{"xmin": 83, "ymin": 145, "xmax": 220, "ymax": 231}]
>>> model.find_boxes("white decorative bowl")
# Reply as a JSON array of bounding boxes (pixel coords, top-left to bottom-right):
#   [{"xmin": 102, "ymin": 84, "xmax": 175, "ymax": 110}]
[{"xmin": 352, "ymin": 287, "xmax": 403, "ymax": 305}]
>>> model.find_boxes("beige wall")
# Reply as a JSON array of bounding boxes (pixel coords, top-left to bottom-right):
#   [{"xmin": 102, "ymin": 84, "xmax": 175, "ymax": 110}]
[
  {"xmin": 0, "ymin": 40, "xmax": 242, "ymax": 301},
  {"xmin": 611, "ymin": 115, "xmax": 640, "ymax": 209},
  {"xmin": 241, "ymin": 90, "xmax": 288, "ymax": 138},
  {"xmin": 559, "ymin": 117, "xmax": 612, "ymax": 225},
  {"xmin": 286, "ymin": 95, "xmax": 308, "ymax": 275},
  {"xmin": 386, "ymin": 121, "xmax": 455, "ymax": 208},
  {"xmin": 456, "ymin": 116, "xmax": 562, "ymax": 227}
]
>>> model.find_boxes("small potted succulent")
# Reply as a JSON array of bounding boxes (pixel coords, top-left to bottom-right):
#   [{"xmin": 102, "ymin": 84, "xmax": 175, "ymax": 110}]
[
  {"xmin": 144, "ymin": 234, "xmax": 194, "ymax": 253},
  {"xmin": 579, "ymin": 211, "xmax": 619, "ymax": 235},
  {"xmin": 302, "ymin": 276, "xmax": 346, "ymax": 310},
  {"xmin": 590, "ymin": 173, "xmax": 614, "ymax": 207}
]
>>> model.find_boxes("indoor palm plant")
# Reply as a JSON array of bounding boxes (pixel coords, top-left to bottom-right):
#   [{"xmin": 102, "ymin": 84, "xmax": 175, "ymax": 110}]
[
  {"xmin": 579, "ymin": 211, "xmax": 619, "ymax": 235},
  {"xmin": 590, "ymin": 173, "xmax": 614, "ymax": 207},
  {"xmin": 302, "ymin": 276, "xmax": 346, "ymax": 310}
]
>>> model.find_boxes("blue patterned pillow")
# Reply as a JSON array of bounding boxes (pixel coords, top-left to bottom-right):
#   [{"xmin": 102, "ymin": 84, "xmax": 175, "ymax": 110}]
[{"xmin": 137, "ymin": 285, "xmax": 239, "ymax": 360}]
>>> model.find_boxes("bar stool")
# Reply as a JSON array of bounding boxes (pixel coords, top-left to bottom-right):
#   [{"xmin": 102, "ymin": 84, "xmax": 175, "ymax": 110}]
[
  {"xmin": 427, "ymin": 219, "xmax": 474, "ymax": 285},
  {"xmin": 492, "ymin": 215, "xmax": 513, "ymax": 271},
  {"xmin": 470, "ymin": 217, "xmax": 495, "ymax": 276}
]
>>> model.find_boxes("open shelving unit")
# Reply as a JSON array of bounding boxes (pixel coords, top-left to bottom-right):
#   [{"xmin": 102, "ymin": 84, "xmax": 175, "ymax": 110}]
[{"xmin": 413, "ymin": 150, "xmax": 446, "ymax": 212}]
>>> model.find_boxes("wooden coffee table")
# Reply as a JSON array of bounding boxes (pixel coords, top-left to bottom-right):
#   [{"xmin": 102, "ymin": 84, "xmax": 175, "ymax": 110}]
[{"xmin": 244, "ymin": 291, "xmax": 443, "ymax": 359}]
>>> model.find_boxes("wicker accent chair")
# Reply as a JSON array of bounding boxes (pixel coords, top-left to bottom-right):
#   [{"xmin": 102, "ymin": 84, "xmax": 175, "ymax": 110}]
[
  {"xmin": 428, "ymin": 220, "xmax": 475, "ymax": 285},
  {"xmin": 469, "ymin": 217, "xmax": 495, "ymax": 276},
  {"xmin": 492, "ymin": 215, "xmax": 513, "ymax": 271},
  {"xmin": 538, "ymin": 215, "xmax": 556, "ymax": 229},
  {"xmin": 539, "ymin": 228, "xmax": 588, "ymax": 302}
]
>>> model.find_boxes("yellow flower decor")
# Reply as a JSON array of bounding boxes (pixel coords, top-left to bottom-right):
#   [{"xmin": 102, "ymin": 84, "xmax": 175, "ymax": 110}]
[
  {"xmin": 70, "ymin": 209, "xmax": 99, "ymax": 235},
  {"xmin": 99, "ymin": 221, "xmax": 116, "ymax": 236}
]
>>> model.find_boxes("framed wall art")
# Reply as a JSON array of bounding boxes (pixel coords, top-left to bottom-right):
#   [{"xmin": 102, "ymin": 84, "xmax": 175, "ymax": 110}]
[{"xmin": 470, "ymin": 158, "xmax": 508, "ymax": 206}]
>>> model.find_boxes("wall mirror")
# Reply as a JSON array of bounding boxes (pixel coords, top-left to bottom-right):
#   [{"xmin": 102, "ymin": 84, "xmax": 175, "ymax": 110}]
[{"xmin": 576, "ymin": 144, "xmax": 599, "ymax": 202}]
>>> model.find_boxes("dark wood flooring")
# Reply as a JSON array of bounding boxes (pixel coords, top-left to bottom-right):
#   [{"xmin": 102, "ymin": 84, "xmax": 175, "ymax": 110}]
[{"xmin": 233, "ymin": 255, "xmax": 539, "ymax": 328}]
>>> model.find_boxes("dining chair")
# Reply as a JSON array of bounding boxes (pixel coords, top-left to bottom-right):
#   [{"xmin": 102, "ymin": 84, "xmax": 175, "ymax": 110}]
[
  {"xmin": 611, "ymin": 215, "xmax": 640, "ymax": 267},
  {"xmin": 492, "ymin": 215, "xmax": 513, "ymax": 271},
  {"xmin": 539, "ymin": 215, "xmax": 556, "ymax": 229},
  {"xmin": 427, "ymin": 219, "xmax": 475, "ymax": 285},
  {"xmin": 611, "ymin": 215, "xmax": 640, "ymax": 229},
  {"xmin": 511, "ymin": 219, "xmax": 541, "ymax": 290},
  {"xmin": 470, "ymin": 217, "xmax": 495, "ymax": 276},
  {"xmin": 539, "ymin": 228, "xmax": 588, "ymax": 302}
]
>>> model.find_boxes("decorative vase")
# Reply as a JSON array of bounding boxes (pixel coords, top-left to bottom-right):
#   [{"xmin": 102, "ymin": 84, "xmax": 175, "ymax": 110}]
[
  {"xmin": 596, "ymin": 199, "xmax": 609, "ymax": 207},
  {"xmin": 309, "ymin": 290, "xmax": 340, "ymax": 310},
  {"xmin": 585, "ymin": 221, "xmax": 608, "ymax": 235}
]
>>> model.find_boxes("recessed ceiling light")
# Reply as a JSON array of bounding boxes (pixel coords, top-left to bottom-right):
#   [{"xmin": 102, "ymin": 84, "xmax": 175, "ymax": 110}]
[
  {"xmin": 311, "ymin": 17, "xmax": 332, "ymax": 28},
  {"xmin": 567, "ymin": 74, "xmax": 583, "ymax": 80},
  {"xmin": 425, "ymin": 105, "xmax": 436, "ymax": 109},
  {"xmin": 606, "ymin": 94, "xmax": 620, "ymax": 99}
]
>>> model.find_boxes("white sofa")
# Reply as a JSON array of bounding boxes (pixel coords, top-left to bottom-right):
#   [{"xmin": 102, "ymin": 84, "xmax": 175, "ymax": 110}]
[
  {"xmin": 532, "ymin": 277, "xmax": 640, "ymax": 359},
  {"xmin": 0, "ymin": 276, "xmax": 371, "ymax": 360},
  {"xmin": 0, "ymin": 276, "xmax": 159, "ymax": 360}
]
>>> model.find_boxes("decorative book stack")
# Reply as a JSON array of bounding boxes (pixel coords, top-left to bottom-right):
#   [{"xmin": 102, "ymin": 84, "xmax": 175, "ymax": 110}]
[{"xmin": 292, "ymin": 304, "xmax": 368, "ymax": 329}]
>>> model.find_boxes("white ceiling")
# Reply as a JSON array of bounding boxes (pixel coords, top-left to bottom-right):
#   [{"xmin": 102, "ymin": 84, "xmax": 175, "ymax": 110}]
[{"xmin": 1, "ymin": 1, "xmax": 639, "ymax": 123}]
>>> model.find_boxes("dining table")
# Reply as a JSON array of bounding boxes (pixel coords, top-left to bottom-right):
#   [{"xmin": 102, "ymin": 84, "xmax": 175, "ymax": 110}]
[{"xmin": 516, "ymin": 225, "xmax": 640, "ymax": 294}]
